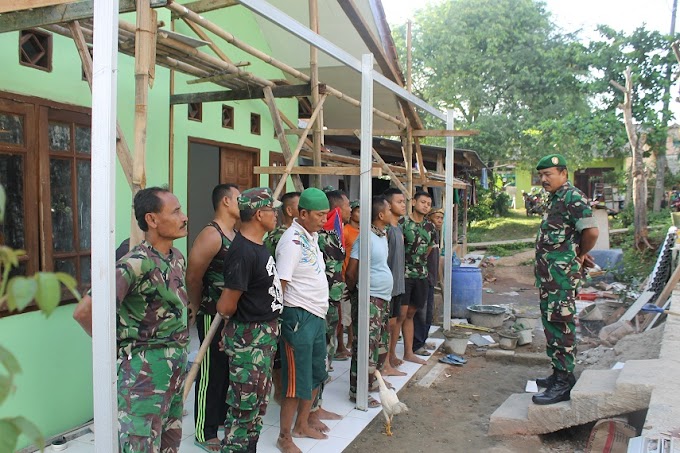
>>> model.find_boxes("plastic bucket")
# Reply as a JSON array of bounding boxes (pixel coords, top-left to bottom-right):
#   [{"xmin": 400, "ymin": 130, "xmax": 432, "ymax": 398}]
[{"xmin": 452, "ymin": 266, "xmax": 482, "ymax": 318}]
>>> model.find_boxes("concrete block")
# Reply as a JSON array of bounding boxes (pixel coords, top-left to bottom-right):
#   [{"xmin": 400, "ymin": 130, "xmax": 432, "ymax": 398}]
[
  {"xmin": 527, "ymin": 399, "xmax": 576, "ymax": 433},
  {"xmin": 615, "ymin": 359, "xmax": 661, "ymax": 408},
  {"xmin": 570, "ymin": 369, "xmax": 620, "ymax": 420},
  {"xmin": 488, "ymin": 393, "xmax": 532, "ymax": 436}
]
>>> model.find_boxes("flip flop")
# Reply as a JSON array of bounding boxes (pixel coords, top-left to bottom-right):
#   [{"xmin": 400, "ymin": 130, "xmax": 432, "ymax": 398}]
[
  {"xmin": 414, "ymin": 347, "xmax": 431, "ymax": 356},
  {"xmin": 439, "ymin": 356, "xmax": 463, "ymax": 366},
  {"xmin": 350, "ymin": 395, "xmax": 381, "ymax": 408},
  {"xmin": 445, "ymin": 354, "xmax": 467, "ymax": 364},
  {"xmin": 194, "ymin": 440, "xmax": 222, "ymax": 452},
  {"xmin": 333, "ymin": 353, "xmax": 350, "ymax": 361}
]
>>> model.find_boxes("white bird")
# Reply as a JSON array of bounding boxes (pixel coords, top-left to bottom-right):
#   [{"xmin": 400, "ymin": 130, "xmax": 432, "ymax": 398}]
[{"xmin": 374, "ymin": 370, "xmax": 408, "ymax": 436}]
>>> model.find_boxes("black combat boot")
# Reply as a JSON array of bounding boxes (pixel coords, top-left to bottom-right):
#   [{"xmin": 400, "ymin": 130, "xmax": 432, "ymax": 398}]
[
  {"xmin": 532, "ymin": 370, "xmax": 574, "ymax": 405},
  {"xmin": 535, "ymin": 369, "xmax": 576, "ymax": 389}
]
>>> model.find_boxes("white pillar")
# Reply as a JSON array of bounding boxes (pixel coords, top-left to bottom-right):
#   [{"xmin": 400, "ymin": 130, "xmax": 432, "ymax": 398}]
[
  {"xmin": 443, "ymin": 110, "xmax": 455, "ymax": 331},
  {"xmin": 91, "ymin": 0, "xmax": 119, "ymax": 449},
  {"xmin": 356, "ymin": 53, "xmax": 374, "ymax": 411}
]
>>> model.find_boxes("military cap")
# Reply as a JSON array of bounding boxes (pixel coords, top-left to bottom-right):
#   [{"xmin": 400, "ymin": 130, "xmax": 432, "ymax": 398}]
[
  {"xmin": 238, "ymin": 187, "xmax": 282, "ymax": 211},
  {"xmin": 350, "ymin": 200, "xmax": 360, "ymax": 210},
  {"xmin": 298, "ymin": 187, "xmax": 330, "ymax": 211},
  {"xmin": 428, "ymin": 207, "xmax": 444, "ymax": 216},
  {"xmin": 536, "ymin": 154, "xmax": 567, "ymax": 170}
]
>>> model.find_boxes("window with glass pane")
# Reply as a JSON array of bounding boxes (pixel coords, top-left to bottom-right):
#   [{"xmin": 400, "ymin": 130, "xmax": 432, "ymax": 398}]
[
  {"xmin": 0, "ymin": 154, "xmax": 25, "ymax": 249},
  {"xmin": 49, "ymin": 122, "xmax": 71, "ymax": 152},
  {"xmin": 50, "ymin": 158, "xmax": 75, "ymax": 252},
  {"xmin": 0, "ymin": 113, "xmax": 24, "ymax": 145}
]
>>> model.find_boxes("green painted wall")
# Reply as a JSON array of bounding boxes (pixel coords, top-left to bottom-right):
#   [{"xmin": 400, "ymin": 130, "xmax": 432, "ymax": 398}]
[
  {"xmin": 0, "ymin": 5, "xmax": 297, "ymax": 448},
  {"xmin": 171, "ymin": 6, "xmax": 298, "ymax": 253},
  {"xmin": 0, "ymin": 306, "xmax": 93, "ymax": 448},
  {"xmin": 513, "ymin": 157, "xmax": 624, "ymax": 208}
]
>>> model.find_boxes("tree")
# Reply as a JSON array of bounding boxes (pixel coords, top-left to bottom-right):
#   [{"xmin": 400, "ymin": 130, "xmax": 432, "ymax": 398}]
[{"xmin": 392, "ymin": 0, "xmax": 595, "ymax": 165}]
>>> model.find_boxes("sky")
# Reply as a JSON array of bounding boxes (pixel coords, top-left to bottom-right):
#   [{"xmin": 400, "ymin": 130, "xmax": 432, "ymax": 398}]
[{"xmin": 380, "ymin": 0, "xmax": 678, "ymax": 35}]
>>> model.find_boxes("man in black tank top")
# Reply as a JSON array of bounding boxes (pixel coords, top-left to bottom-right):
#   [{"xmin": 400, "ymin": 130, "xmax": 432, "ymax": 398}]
[{"xmin": 187, "ymin": 183, "xmax": 240, "ymax": 450}]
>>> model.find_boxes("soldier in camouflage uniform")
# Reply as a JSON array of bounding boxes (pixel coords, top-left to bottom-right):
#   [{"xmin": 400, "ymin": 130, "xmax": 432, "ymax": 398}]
[
  {"xmin": 345, "ymin": 196, "xmax": 394, "ymax": 407},
  {"xmin": 186, "ymin": 183, "xmax": 240, "ymax": 450},
  {"xmin": 216, "ymin": 188, "xmax": 284, "ymax": 452},
  {"xmin": 74, "ymin": 187, "xmax": 190, "ymax": 452},
  {"xmin": 532, "ymin": 154, "xmax": 599, "ymax": 405},
  {"xmin": 398, "ymin": 190, "xmax": 436, "ymax": 365}
]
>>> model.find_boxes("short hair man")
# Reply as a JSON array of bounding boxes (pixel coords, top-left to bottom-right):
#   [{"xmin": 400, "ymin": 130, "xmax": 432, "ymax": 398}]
[
  {"xmin": 186, "ymin": 183, "xmax": 240, "ymax": 450},
  {"xmin": 216, "ymin": 187, "xmax": 284, "ymax": 452},
  {"xmin": 399, "ymin": 190, "xmax": 436, "ymax": 365},
  {"xmin": 264, "ymin": 191, "xmax": 301, "ymax": 256},
  {"xmin": 413, "ymin": 207, "xmax": 444, "ymax": 355},
  {"xmin": 345, "ymin": 196, "xmax": 394, "ymax": 407},
  {"xmin": 73, "ymin": 187, "xmax": 189, "ymax": 452},
  {"xmin": 532, "ymin": 154, "xmax": 599, "ymax": 405},
  {"xmin": 275, "ymin": 188, "xmax": 331, "ymax": 452},
  {"xmin": 383, "ymin": 188, "xmax": 408, "ymax": 376},
  {"xmin": 337, "ymin": 200, "xmax": 360, "ymax": 358}
]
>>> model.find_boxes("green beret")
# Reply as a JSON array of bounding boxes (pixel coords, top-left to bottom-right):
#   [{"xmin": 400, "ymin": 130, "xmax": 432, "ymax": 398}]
[
  {"xmin": 536, "ymin": 154, "xmax": 567, "ymax": 170},
  {"xmin": 238, "ymin": 187, "xmax": 282, "ymax": 211},
  {"xmin": 299, "ymin": 187, "xmax": 330, "ymax": 211}
]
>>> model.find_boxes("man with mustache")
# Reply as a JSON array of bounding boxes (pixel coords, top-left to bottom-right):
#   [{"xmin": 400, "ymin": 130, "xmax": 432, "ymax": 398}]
[{"xmin": 532, "ymin": 154, "xmax": 599, "ymax": 405}]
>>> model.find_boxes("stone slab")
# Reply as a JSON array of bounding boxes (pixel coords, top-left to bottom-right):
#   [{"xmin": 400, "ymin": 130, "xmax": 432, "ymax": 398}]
[{"xmin": 488, "ymin": 393, "xmax": 532, "ymax": 436}]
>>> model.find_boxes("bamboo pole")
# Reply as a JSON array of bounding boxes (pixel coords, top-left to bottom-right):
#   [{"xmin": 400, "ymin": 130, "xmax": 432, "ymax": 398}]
[
  {"xmin": 66, "ymin": 21, "xmax": 134, "ymax": 190},
  {"xmin": 272, "ymin": 93, "xmax": 329, "ymax": 198},
  {"xmin": 165, "ymin": 1, "xmax": 406, "ymax": 129},
  {"xmin": 309, "ymin": 0, "xmax": 321, "ymax": 188},
  {"xmin": 353, "ymin": 131, "xmax": 410, "ymax": 198},
  {"xmin": 414, "ymin": 137, "xmax": 427, "ymax": 187},
  {"xmin": 405, "ymin": 129, "xmax": 413, "ymax": 210},
  {"xmin": 263, "ymin": 85, "xmax": 305, "ymax": 192}
]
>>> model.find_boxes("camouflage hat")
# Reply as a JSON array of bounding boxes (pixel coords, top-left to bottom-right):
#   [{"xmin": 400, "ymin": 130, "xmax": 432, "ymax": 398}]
[
  {"xmin": 536, "ymin": 154, "xmax": 567, "ymax": 170},
  {"xmin": 238, "ymin": 187, "xmax": 282, "ymax": 211},
  {"xmin": 350, "ymin": 200, "xmax": 360, "ymax": 210},
  {"xmin": 428, "ymin": 207, "xmax": 444, "ymax": 216}
]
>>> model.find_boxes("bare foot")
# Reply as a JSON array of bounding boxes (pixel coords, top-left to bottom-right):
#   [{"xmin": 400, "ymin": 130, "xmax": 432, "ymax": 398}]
[
  {"xmin": 291, "ymin": 425, "xmax": 328, "ymax": 440},
  {"xmin": 403, "ymin": 353, "xmax": 427, "ymax": 365},
  {"xmin": 308, "ymin": 412, "xmax": 330, "ymax": 433},
  {"xmin": 390, "ymin": 356, "xmax": 404, "ymax": 368},
  {"xmin": 381, "ymin": 364, "xmax": 407, "ymax": 376},
  {"xmin": 314, "ymin": 406, "xmax": 343, "ymax": 420},
  {"xmin": 276, "ymin": 434, "xmax": 302, "ymax": 453}
]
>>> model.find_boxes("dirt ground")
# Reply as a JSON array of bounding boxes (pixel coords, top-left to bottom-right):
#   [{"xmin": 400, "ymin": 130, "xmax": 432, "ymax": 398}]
[{"xmin": 346, "ymin": 253, "xmax": 662, "ymax": 453}]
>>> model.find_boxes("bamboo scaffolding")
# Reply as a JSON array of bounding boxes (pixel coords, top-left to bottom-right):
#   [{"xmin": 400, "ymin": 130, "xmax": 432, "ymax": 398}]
[
  {"xmin": 309, "ymin": 0, "xmax": 322, "ymax": 188},
  {"xmin": 165, "ymin": 1, "xmax": 406, "ymax": 129},
  {"xmin": 353, "ymin": 131, "xmax": 410, "ymax": 197}
]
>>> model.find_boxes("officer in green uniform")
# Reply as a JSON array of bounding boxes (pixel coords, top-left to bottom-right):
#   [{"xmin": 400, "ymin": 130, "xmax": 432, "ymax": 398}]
[
  {"xmin": 217, "ymin": 187, "xmax": 284, "ymax": 453},
  {"xmin": 74, "ymin": 187, "xmax": 190, "ymax": 452},
  {"xmin": 532, "ymin": 154, "xmax": 599, "ymax": 405}
]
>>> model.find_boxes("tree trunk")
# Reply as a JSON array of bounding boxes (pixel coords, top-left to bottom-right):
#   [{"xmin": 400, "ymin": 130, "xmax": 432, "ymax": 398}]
[
  {"xmin": 633, "ymin": 133, "xmax": 650, "ymax": 249},
  {"xmin": 626, "ymin": 160, "xmax": 633, "ymax": 208},
  {"xmin": 653, "ymin": 152, "xmax": 667, "ymax": 212}
]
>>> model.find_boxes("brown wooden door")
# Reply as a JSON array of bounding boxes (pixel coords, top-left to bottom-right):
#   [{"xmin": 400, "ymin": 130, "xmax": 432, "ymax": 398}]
[
  {"xmin": 268, "ymin": 151, "xmax": 286, "ymax": 190},
  {"xmin": 220, "ymin": 146, "xmax": 258, "ymax": 191}
]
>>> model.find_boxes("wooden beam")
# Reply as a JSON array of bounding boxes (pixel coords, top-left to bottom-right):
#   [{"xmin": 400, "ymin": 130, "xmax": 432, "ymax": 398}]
[
  {"xmin": 67, "ymin": 21, "xmax": 134, "ymax": 190},
  {"xmin": 0, "ymin": 0, "xmax": 167, "ymax": 34},
  {"xmin": 263, "ymin": 85, "xmax": 305, "ymax": 193},
  {"xmin": 170, "ymin": 84, "xmax": 311, "ymax": 104},
  {"xmin": 255, "ymin": 166, "xmax": 382, "ymax": 176},
  {"xmin": 411, "ymin": 129, "xmax": 480, "ymax": 137},
  {"xmin": 309, "ymin": 0, "xmax": 322, "ymax": 188},
  {"xmin": 353, "ymin": 130, "xmax": 410, "ymax": 197},
  {"xmin": 171, "ymin": 0, "xmax": 238, "ymax": 16},
  {"xmin": 179, "ymin": 16, "xmax": 233, "ymax": 64},
  {"xmin": 286, "ymin": 128, "xmax": 403, "ymax": 136},
  {"xmin": 0, "ymin": 0, "xmax": 74, "ymax": 14},
  {"xmin": 414, "ymin": 137, "xmax": 427, "ymax": 183}
]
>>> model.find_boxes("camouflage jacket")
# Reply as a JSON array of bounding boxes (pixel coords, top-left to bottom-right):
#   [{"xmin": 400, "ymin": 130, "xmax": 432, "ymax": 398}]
[
  {"xmin": 318, "ymin": 229, "xmax": 346, "ymax": 304},
  {"xmin": 265, "ymin": 224, "xmax": 288, "ymax": 258},
  {"xmin": 199, "ymin": 221, "xmax": 233, "ymax": 315},
  {"xmin": 116, "ymin": 240, "xmax": 189, "ymax": 357},
  {"xmin": 400, "ymin": 215, "xmax": 435, "ymax": 279},
  {"xmin": 534, "ymin": 182, "xmax": 597, "ymax": 290}
]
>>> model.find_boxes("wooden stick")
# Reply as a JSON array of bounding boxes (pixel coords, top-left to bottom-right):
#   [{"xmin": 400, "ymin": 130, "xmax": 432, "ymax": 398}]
[
  {"xmin": 67, "ymin": 21, "xmax": 135, "ymax": 190},
  {"xmin": 183, "ymin": 315, "xmax": 225, "ymax": 402},
  {"xmin": 272, "ymin": 93, "xmax": 328, "ymax": 199},
  {"xmin": 353, "ymin": 131, "xmax": 410, "ymax": 198},
  {"xmin": 263, "ymin": 85, "xmax": 305, "ymax": 192},
  {"xmin": 309, "ymin": 0, "xmax": 321, "ymax": 188}
]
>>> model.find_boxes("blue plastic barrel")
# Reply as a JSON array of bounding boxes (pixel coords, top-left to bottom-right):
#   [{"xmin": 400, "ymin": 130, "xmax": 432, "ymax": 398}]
[{"xmin": 452, "ymin": 267, "xmax": 482, "ymax": 318}]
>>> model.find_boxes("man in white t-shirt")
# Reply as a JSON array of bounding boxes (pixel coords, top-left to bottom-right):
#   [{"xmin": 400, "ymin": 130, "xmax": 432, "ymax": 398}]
[{"xmin": 275, "ymin": 188, "xmax": 330, "ymax": 453}]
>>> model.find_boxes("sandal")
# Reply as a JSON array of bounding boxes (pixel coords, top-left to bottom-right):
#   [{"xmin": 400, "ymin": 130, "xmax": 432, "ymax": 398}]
[
  {"xmin": 333, "ymin": 352, "xmax": 350, "ymax": 361},
  {"xmin": 369, "ymin": 379, "xmax": 393, "ymax": 391},
  {"xmin": 414, "ymin": 347, "xmax": 431, "ymax": 356},
  {"xmin": 350, "ymin": 395, "xmax": 381, "ymax": 408}
]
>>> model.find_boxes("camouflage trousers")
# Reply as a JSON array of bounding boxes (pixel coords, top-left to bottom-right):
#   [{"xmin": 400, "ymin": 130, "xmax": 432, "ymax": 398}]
[
  {"xmin": 222, "ymin": 318, "xmax": 280, "ymax": 452},
  {"xmin": 349, "ymin": 296, "xmax": 389, "ymax": 398},
  {"xmin": 326, "ymin": 301, "xmax": 340, "ymax": 365},
  {"xmin": 539, "ymin": 287, "xmax": 576, "ymax": 373},
  {"xmin": 117, "ymin": 347, "xmax": 187, "ymax": 453}
]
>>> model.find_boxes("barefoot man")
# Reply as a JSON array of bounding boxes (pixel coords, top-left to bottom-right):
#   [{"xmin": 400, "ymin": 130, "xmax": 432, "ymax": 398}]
[
  {"xmin": 275, "ymin": 188, "xmax": 331, "ymax": 452},
  {"xmin": 399, "ymin": 190, "xmax": 436, "ymax": 365}
]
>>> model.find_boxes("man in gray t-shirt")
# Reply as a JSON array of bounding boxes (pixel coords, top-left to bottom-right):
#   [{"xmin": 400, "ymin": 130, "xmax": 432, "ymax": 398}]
[{"xmin": 383, "ymin": 188, "xmax": 408, "ymax": 376}]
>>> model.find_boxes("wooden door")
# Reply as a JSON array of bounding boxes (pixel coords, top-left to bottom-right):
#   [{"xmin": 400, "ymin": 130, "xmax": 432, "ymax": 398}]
[
  {"xmin": 268, "ymin": 151, "xmax": 286, "ymax": 190},
  {"xmin": 220, "ymin": 146, "xmax": 258, "ymax": 191}
]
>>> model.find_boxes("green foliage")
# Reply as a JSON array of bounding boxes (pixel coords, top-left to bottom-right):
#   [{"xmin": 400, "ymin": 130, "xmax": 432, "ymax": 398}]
[
  {"xmin": 0, "ymin": 188, "xmax": 81, "ymax": 452},
  {"xmin": 465, "ymin": 189, "xmax": 510, "ymax": 226},
  {"xmin": 611, "ymin": 226, "xmax": 669, "ymax": 284},
  {"xmin": 467, "ymin": 209, "xmax": 542, "ymax": 243},
  {"xmin": 486, "ymin": 242, "xmax": 533, "ymax": 257}
]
